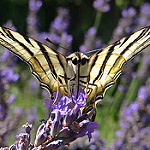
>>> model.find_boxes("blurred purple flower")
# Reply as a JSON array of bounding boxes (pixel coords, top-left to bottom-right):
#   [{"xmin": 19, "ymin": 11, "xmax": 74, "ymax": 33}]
[
  {"xmin": 0, "ymin": 49, "xmax": 18, "ymax": 67},
  {"xmin": 107, "ymin": 78, "xmax": 150, "ymax": 150},
  {"xmin": 93, "ymin": 0, "xmax": 110, "ymax": 12},
  {"xmin": 118, "ymin": 85, "xmax": 125, "ymax": 92},
  {"xmin": 42, "ymin": 89, "xmax": 50, "ymax": 98},
  {"xmin": 48, "ymin": 32, "xmax": 60, "ymax": 44},
  {"xmin": 111, "ymin": 7, "xmax": 137, "ymax": 42},
  {"xmin": 51, "ymin": 8, "xmax": 69, "ymax": 34},
  {"xmin": 115, "ymin": 140, "xmax": 123, "ymax": 148},
  {"xmin": 57, "ymin": 32, "xmax": 72, "ymax": 55},
  {"xmin": 15, "ymin": 107, "xmax": 24, "ymax": 116},
  {"xmin": 87, "ymin": 27, "xmax": 96, "ymax": 36},
  {"xmin": 29, "ymin": 0, "xmax": 42, "ymax": 11},
  {"xmin": 68, "ymin": 130, "xmax": 105, "ymax": 149},
  {"xmin": 29, "ymin": 78, "xmax": 39, "ymax": 95},
  {"xmin": 140, "ymin": 3, "xmax": 150, "ymax": 16},
  {"xmin": 130, "ymin": 102, "xmax": 139, "ymax": 112},
  {"xmin": 143, "ymin": 55, "xmax": 150, "ymax": 65},
  {"xmin": 115, "ymin": 130, "xmax": 121, "ymax": 137},
  {"xmin": 44, "ymin": 98, "xmax": 53, "ymax": 108},
  {"xmin": 138, "ymin": 86, "xmax": 147, "ymax": 101},
  {"xmin": 8, "ymin": 94, "xmax": 15, "ymax": 104},
  {"xmin": 1, "ymin": 67, "xmax": 19, "ymax": 83},
  {"xmin": 122, "ymin": 7, "xmax": 137, "ymax": 18},
  {"xmin": 137, "ymin": 2, "xmax": 150, "ymax": 27},
  {"xmin": 26, "ymin": 107, "xmax": 37, "ymax": 123},
  {"xmin": 80, "ymin": 27, "xmax": 97, "ymax": 52},
  {"xmin": 27, "ymin": 0, "xmax": 42, "ymax": 37},
  {"xmin": 94, "ymin": 39, "xmax": 102, "ymax": 49},
  {"xmin": 1, "ymin": 50, "xmax": 10, "ymax": 62},
  {"xmin": 51, "ymin": 17, "xmax": 68, "ymax": 33},
  {"xmin": 79, "ymin": 45, "xmax": 87, "ymax": 53}
]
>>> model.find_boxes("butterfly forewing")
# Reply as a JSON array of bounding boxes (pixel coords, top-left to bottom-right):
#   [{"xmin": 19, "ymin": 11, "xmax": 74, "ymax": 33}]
[{"xmin": 0, "ymin": 27, "xmax": 72, "ymax": 97}]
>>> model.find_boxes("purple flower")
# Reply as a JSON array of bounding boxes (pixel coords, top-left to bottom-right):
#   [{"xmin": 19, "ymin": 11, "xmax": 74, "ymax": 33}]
[
  {"xmin": 111, "ymin": 7, "xmax": 137, "ymax": 42},
  {"xmin": 1, "ymin": 68, "xmax": 19, "ymax": 83},
  {"xmin": 94, "ymin": 39, "xmax": 102, "ymax": 49},
  {"xmin": 51, "ymin": 17, "xmax": 68, "ymax": 33},
  {"xmin": 118, "ymin": 85, "xmax": 125, "ymax": 92},
  {"xmin": 51, "ymin": 8, "xmax": 70, "ymax": 33},
  {"xmin": 75, "ymin": 121, "xmax": 99, "ymax": 142},
  {"xmin": 115, "ymin": 140, "xmax": 123, "ymax": 148},
  {"xmin": 26, "ymin": 107, "xmax": 37, "ymax": 123},
  {"xmin": 93, "ymin": 0, "xmax": 110, "ymax": 12},
  {"xmin": 115, "ymin": 130, "xmax": 121, "ymax": 137},
  {"xmin": 0, "ymin": 49, "xmax": 18, "ymax": 67},
  {"xmin": 44, "ymin": 98, "xmax": 53, "ymax": 108},
  {"xmin": 138, "ymin": 86, "xmax": 147, "ymax": 101},
  {"xmin": 140, "ymin": 3, "xmax": 150, "ymax": 16},
  {"xmin": 122, "ymin": 7, "xmax": 137, "ymax": 18},
  {"xmin": 27, "ymin": 0, "xmax": 42, "ymax": 37},
  {"xmin": 9, "ymin": 123, "xmax": 32, "ymax": 150},
  {"xmin": 57, "ymin": 32, "xmax": 72, "ymax": 55},
  {"xmin": 29, "ymin": 0, "xmax": 42, "ymax": 11},
  {"xmin": 87, "ymin": 27, "xmax": 96, "ymax": 36},
  {"xmin": 0, "ymin": 50, "xmax": 10, "ymax": 62},
  {"xmin": 137, "ymin": 3, "xmax": 150, "ymax": 27},
  {"xmin": 79, "ymin": 27, "xmax": 97, "ymax": 52},
  {"xmin": 29, "ymin": 78, "xmax": 39, "ymax": 95},
  {"xmin": 37, "ymin": 90, "xmax": 98, "ymax": 148},
  {"xmin": 48, "ymin": 32, "xmax": 60, "ymax": 44},
  {"xmin": 8, "ymin": 94, "xmax": 15, "ymax": 104},
  {"xmin": 80, "ymin": 45, "xmax": 87, "ymax": 53}
]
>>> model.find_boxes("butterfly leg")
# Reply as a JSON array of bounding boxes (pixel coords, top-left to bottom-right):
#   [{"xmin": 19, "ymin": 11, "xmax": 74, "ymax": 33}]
[{"xmin": 51, "ymin": 75, "xmax": 63, "ymax": 106}]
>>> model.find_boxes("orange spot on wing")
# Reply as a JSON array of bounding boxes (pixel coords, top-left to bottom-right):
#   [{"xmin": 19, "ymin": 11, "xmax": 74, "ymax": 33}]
[
  {"xmin": 86, "ymin": 94, "xmax": 89, "ymax": 98},
  {"xmin": 65, "ymin": 92, "xmax": 68, "ymax": 96}
]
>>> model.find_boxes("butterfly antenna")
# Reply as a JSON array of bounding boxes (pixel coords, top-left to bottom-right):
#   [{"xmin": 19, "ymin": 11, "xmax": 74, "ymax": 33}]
[
  {"xmin": 85, "ymin": 48, "xmax": 103, "ymax": 55},
  {"xmin": 45, "ymin": 38, "xmax": 69, "ymax": 50}
]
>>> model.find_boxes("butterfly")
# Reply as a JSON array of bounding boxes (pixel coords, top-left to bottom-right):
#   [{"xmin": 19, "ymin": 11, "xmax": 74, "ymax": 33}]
[{"xmin": 0, "ymin": 26, "xmax": 150, "ymax": 115}]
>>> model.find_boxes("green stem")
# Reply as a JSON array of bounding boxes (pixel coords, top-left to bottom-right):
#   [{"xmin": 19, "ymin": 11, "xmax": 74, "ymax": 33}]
[
  {"xmin": 94, "ymin": 11, "xmax": 102, "ymax": 29},
  {"xmin": 88, "ymin": 11, "xmax": 102, "ymax": 51}
]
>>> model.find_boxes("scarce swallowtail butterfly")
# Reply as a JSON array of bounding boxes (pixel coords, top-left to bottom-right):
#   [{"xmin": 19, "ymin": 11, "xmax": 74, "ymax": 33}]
[{"xmin": 0, "ymin": 26, "xmax": 150, "ymax": 115}]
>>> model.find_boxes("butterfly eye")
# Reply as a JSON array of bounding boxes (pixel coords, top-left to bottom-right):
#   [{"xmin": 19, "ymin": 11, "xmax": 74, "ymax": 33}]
[
  {"xmin": 81, "ymin": 58, "xmax": 87, "ymax": 65},
  {"xmin": 72, "ymin": 57, "xmax": 78, "ymax": 65}
]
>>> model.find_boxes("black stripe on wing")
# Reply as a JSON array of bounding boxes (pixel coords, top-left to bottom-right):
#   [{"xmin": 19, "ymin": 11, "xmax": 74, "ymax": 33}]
[
  {"xmin": 92, "ymin": 41, "xmax": 119, "ymax": 84},
  {"xmin": 36, "ymin": 41, "xmax": 64, "ymax": 84},
  {"xmin": 56, "ymin": 54, "xmax": 68, "ymax": 86},
  {"xmin": 120, "ymin": 27, "xmax": 149, "ymax": 56},
  {"xmin": 4, "ymin": 28, "xmax": 35, "ymax": 57},
  {"xmin": 89, "ymin": 27, "xmax": 150, "ymax": 86},
  {"xmin": 108, "ymin": 27, "xmax": 150, "ymax": 76}
]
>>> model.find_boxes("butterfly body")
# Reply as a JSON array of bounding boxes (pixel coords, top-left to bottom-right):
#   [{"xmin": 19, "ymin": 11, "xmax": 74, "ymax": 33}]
[{"xmin": 0, "ymin": 26, "xmax": 150, "ymax": 114}]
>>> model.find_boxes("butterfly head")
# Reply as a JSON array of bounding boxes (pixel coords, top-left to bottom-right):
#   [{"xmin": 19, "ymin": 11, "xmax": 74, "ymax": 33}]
[{"xmin": 67, "ymin": 52, "xmax": 89, "ymax": 66}]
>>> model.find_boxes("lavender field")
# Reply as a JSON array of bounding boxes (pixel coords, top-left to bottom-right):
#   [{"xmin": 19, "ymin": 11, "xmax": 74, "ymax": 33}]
[{"xmin": 0, "ymin": 0, "xmax": 150, "ymax": 149}]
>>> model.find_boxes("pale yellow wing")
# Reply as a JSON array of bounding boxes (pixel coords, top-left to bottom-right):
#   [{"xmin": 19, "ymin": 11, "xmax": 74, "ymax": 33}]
[
  {"xmin": 0, "ymin": 27, "xmax": 73, "ymax": 97},
  {"xmin": 87, "ymin": 26, "xmax": 150, "ymax": 104}
]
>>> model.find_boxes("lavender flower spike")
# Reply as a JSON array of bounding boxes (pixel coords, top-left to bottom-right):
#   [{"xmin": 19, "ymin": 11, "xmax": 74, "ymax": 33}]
[
  {"xmin": 9, "ymin": 123, "xmax": 32, "ymax": 150},
  {"xmin": 34, "ymin": 89, "xmax": 99, "ymax": 149},
  {"xmin": 93, "ymin": 0, "xmax": 110, "ymax": 12}
]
